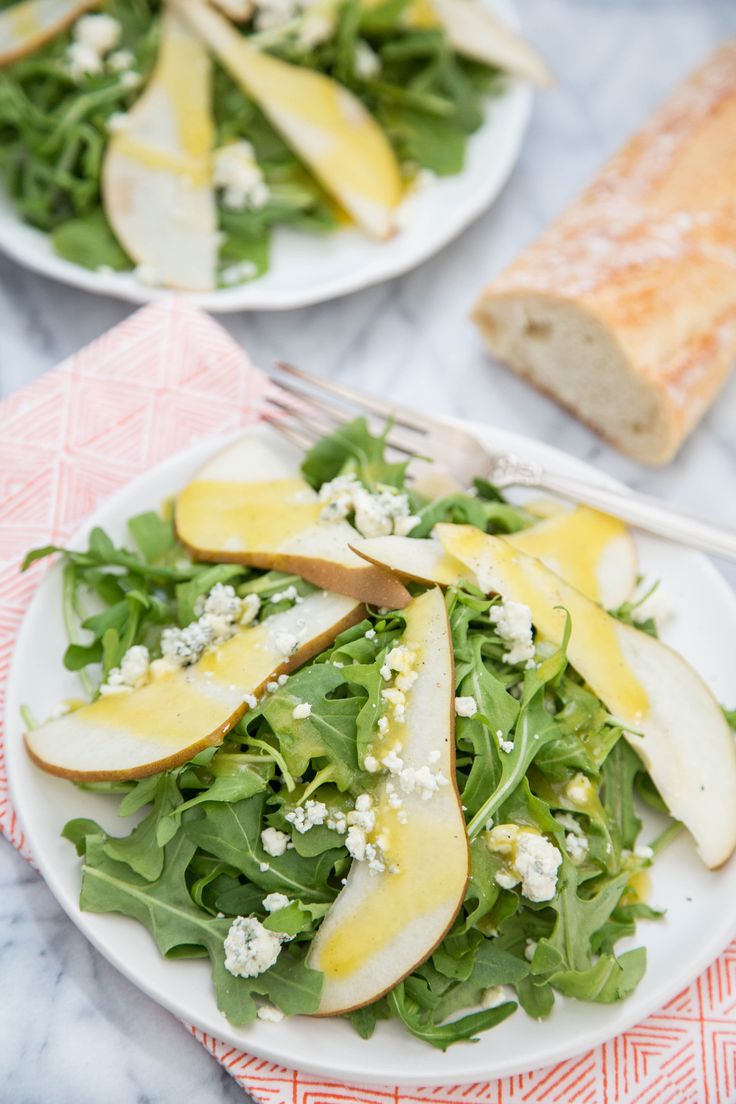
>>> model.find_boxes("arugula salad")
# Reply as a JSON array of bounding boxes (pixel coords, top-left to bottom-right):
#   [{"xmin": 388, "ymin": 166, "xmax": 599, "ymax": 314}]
[
  {"xmin": 22, "ymin": 416, "xmax": 727, "ymax": 1052},
  {"xmin": 0, "ymin": 0, "xmax": 547, "ymax": 290}
]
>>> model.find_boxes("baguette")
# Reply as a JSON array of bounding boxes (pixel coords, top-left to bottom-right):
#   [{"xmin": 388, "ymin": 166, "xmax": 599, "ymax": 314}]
[{"xmin": 472, "ymin": 42, "xmax": 736, "ymax": 464}]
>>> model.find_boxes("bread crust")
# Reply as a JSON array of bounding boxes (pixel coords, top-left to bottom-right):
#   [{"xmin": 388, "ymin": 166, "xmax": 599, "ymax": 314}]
[{"xmin": 474, "ymin": 41, "xmax": 736, "ymax": 463}]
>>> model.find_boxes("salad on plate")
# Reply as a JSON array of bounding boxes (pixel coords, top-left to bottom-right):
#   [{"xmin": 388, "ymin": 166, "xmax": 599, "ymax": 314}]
[
  {"xmin": 20, "ymin": 418, "xmax": 736, "ymax": 1047},
  {"xmin": 0, "ymin": 0, "xmax": 549, "ymax": 291}
]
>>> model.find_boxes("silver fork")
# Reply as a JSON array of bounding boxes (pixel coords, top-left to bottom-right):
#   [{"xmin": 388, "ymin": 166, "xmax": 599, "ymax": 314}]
[{"xmin": 264, "ymin": 362, "xmax": 736, "ymax": 562}]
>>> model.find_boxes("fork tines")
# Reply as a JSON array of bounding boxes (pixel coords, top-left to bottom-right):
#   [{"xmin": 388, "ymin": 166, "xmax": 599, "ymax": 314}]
[{"xmin": 265, "ymin": 361, "xmax": 431, "ymax": 460}]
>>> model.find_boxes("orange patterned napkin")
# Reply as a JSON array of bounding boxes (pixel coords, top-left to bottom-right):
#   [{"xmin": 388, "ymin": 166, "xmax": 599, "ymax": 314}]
[{"xmin": 1, "ymin": 301, "xmax": 734, "ymax": 1104}]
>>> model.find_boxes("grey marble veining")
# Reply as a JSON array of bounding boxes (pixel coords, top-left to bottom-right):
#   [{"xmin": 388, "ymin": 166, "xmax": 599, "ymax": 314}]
[{"xmin": 2, "ymin": 2, "xmax": 736, "ymax": 1101}]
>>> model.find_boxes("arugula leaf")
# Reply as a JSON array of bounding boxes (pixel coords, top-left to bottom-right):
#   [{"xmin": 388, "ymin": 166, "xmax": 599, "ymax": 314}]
[
  {"xmin": 52, "ymin": 209, "xmax": 131, "ymax": 271},
  {"xmin": 463, "ymin": 838, "xmax": 502, "ymax": 929},
  {"xmin": 249, "ymin": 665, "xmax": 364, "ymax": 791},
  {"xmin": 215, "ymin": 882, "xmax": 269, "ymax": 918},
  {"xmin": 409, "ymin": 494, "xmax": 531, "ymax": 539},
  {"xmin": 515, "ymin": 976, "xmax": 555, "ymax": 1019},
  {"xmin": 301, "ymin": 417, "xmax": 408, "ymax": 490},
  {"xmin": 345, "ymin": 999, "xmax": 391, "ymax": 1039},
  {"xmin": 189, "ymin": 855, "xmax": 242, "ymax": 914},
  {"xmin": 547, "ymin": 947, "xmax": 646, "ymax": 1003},
  {"xmin": 432, "ymin": 940, "xmax": 529, "ymax": 1022},
  {"xmin": 62, "ymin": 818, "xmax": 102, "ymax": 856},
  {"xmin": 128, "ymin": 511, "xmax": 177, "ymax": 562},
  {"xmin": 387, "ymin": 985, "xmax": 516, "ymax": 1050},
  {"xmin": 534, "ymin": 864, "xmax": 632, "ymax": 976},
  {"xmin": 184, "ymin": 796, "xmax": 340, "ymax": 903},
  {"xmin": 466, "ymin": 621, "xmax": 572, "ymax": 840},
  {"xmin": 455, "ymin": 634, "xmax": 520, "ymax": 816},
  {"xmin": 80, "ymin": 831, "xmax": 259, "ymax": 1024},
  {"xmin": 602, "ymin": 741, "xmax": 645, "ymax": 853},
  {"xmin": 103, "ymin": 774, "xmax": 183, "ymax": 881},
  {"xmin": 163, "ymin": 769, "xmax": 268, "ymax": 834},
  {"xmin": 80, "ymin": 831, "xmax": 322, "ymax": 1022}
]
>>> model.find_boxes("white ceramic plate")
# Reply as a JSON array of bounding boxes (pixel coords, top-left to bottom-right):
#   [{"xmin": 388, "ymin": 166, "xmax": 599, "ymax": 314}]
[
  {"xmin": 0, "ymin": 0, "xmax": 531, "ymax": 312},
  {"xmin": 6, "ymin": 422, "xmax": 736, "ymax": 1087}
]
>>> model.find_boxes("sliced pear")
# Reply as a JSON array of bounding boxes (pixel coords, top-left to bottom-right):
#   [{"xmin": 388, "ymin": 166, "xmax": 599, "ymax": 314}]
[
  {"xmin": 175, "ymin": 430, "xmax": 410, "ymax": 609},
  {"xmin": 211, "ymin": 0, "xmax": 253, "ymax": 18},
  {"xmin": 309, "ymin": 587, "xmax": 468, "ymax": 1013},
  {"xmin": 25, "ymin": 592, "xmax": 362, "ymax": 781},
  {"xmin": 435, "ymin": 524, "xmax": 736, "ymax": 870},
  {"xmin": 503, "ymin": 507, "xmax": 636, "ymax": 609},
  {"xmin": 430, "ymin": 0, "xmax": 552, "ymax": 86},
  {"xmin": 172, "ymin": 0, "xmax": 402, "ymax": 238},
  {"xmin": 361, "ymin": 0, "xmax": 551, "ymax": 86},
  {"xmin": 357, "ymin": 505, "xmax": 637, "ymax": 608},
  {"xmin": 102, "ymin": 7, "xmax": 218, "ymax": 291},
  {"xmin": 0, "ymin": 0, "xmax": 96, "ymax": 66},
  {"xmin": 357, "ymin": 533, "xmax": 470, "ymax": 589}
]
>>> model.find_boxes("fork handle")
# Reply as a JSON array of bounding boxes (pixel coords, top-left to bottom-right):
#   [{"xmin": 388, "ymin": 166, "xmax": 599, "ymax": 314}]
[{"xmin": 536, "ymin": 471, "xmax": 736, "ymax": 562}]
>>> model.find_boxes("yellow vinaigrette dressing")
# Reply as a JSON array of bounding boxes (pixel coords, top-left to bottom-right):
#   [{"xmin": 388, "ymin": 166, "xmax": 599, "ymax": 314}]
[
  {"xmin": 622, "ymin": 869, "xmax": 651, "ymax": 906},
  {"xmin": 81, "ymin": 624, "xmax": 275, "ymax": 747},
  {"xmin": 111, "ymin": 10, "xmax": 214, "ymax": 188},
  {"xmin": 317, "ymin": 807, "xmax": 460, "ymax": 979},
  {"xmin": 84, "ymin": 675, "xmax": 218, "ymax": 745},
  {"xmin": 505, "ymin": 506, "xmax": 629, "ymax": 606},
  {"xmin": 440, "ymin": 527, "xmax": 650, "ymax": 724},
  {"xmin": 8, "ymin": 0, "xmax": 42, "ymax": 40},
  {"xmin": 177, "ymin": 477, "xmax": 321, "ymax": 552},
  {"xmin": 215, "ymin": 31, "xmax": 401, "ymax": 210}
]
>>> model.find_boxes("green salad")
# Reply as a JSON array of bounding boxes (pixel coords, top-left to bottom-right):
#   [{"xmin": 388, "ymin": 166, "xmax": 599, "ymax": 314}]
[
  {"xmin": 0, "ymin": 0, "xmax": 505, "ymax": 286},
  {"xmin": 21, "ymin": 419, "xmax": 698, "ymax": 1050}
]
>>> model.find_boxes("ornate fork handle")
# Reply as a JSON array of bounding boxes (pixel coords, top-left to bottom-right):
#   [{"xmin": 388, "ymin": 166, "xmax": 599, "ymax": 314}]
[{"xmin": 494, "ymin": 458, "xmax": 736, "ymax": 562}]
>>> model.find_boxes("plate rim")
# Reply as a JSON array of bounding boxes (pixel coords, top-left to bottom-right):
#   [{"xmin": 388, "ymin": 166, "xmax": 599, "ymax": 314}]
[
  {"xmin": 0, "ymin": 0, "xmax": 531, "ymax": 312},
  {"xmin": 5, "ymin": 420, "xmax": 736, "ymax": 1087}
]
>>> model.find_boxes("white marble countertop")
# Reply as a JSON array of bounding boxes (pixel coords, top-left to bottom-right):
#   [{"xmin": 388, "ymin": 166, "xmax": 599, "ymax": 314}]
[{"xmin": 2, "ymin": 2, "xmax": 736, "ymax": 1100}]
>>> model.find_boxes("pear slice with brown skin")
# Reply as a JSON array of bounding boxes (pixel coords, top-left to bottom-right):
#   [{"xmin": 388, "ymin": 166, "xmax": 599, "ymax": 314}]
[
  {"xmin": 308, "ymin": 587, "xmax": 468, "ymax": 1014},
  {"xmin": 25, "ymin": 591, "xmax": 362, "ymax": 782},
  {"xmin": 435, "ymin": 523, "xmax": 736, "ymax": 870},
  {"xmin": 102, "ymin": 6, "xmax": 218, "ymax": 291},
  {"xmin": 360, "ymin": 0, "xmax": 552, "ymax": 87},
  {"xmin": 428, "ymin": 0, "xmax": 552, "ymax": 86},
  {"xmin": 175, "ymin": 429, "xmax": 410, "ymax": 609},
  {"xmin": 171, "ymin": 0, "xmax": 403, "ymax": 239},
  {"xmin": 0, "ymin": 0, "xmax": 96, "ymax": 66},
  {"xmin": 211, "ymin": 0, "xmax": 253, "ymax": 19},
  {"xmin": 356, "ymin": 504, "xmax": 637, "ymax": 608}
]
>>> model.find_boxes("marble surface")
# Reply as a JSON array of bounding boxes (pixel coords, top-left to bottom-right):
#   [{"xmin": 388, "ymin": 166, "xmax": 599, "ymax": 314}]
[{"xmin": 2, "ymin": 2, "xmax": 736, "ymax": 1101}]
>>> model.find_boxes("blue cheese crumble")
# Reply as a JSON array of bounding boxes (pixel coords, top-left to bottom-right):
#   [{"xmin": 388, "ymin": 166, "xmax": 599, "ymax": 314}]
[
  {"xmin": 284, "ymin": 800, "xmax": 328, "ymax": 833},
  {"xmin": 487, "ymin": 824, "xmax": 562, "ymax": 902},
  {"xmin": 260, "ymin": 827, "xmax": 290, "ymax": 856},
  {"xmin": 262, "ymin": 892, "xmax": 291, "ymax": 913},
  {"xmin": 454, "ymin": 695, "xmax": 478, "ymax": 718},
  {"xmin": 99, "ymin": 645, "xmax": 150, "ymax": 696},
  {"xmin": 556, "ymin": 812, "xmax": 589, "ymax": 862},
  {"xmin": 224, "ymin": 916, "xmax": 283, "ymax": 978},
  {"xmin": 67, "ymin": 14, "xmax": 122, "ymax": 80},
  {"xmin": 162, "ymin": 584, "xmax": 260, "ymax": 667},
  {"xmin": 318, "ymin": 474, "xmax": 415, "ymax": 538},
  {"xmin": 489, "ymin": 600, "xmax": 535, "ymax": 667},
  {"xmin": 213, "ymin": 142, "xmax": 270, "ymax": 211}
]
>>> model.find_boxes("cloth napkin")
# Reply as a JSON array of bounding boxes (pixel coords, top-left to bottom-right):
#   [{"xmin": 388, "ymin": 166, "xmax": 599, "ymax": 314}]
[{"xmin": 1, "ymin": 300, "xmax": 734, "ymax": 1104}]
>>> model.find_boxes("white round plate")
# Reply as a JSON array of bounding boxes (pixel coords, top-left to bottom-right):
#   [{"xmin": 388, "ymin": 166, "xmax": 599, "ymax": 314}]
[
  {"xmin": 6, "ymin": 422, "xmax": 736, "ymax": 1087},
  {"xmin": 0, "ymin": 0, "xmax": 531, "ymax": 312}
]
